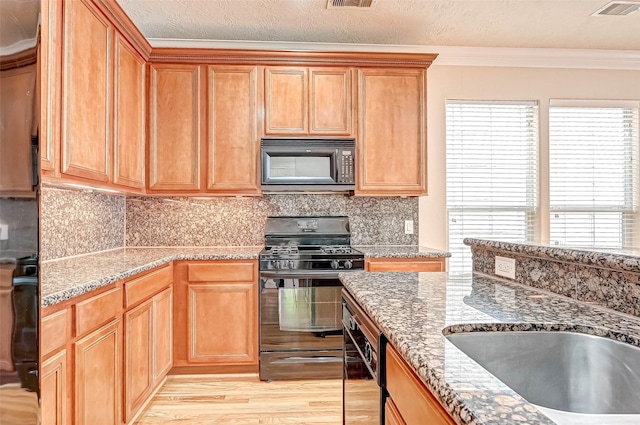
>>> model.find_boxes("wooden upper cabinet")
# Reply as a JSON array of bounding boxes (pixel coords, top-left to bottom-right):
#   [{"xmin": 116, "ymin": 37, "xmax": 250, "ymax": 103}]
[
  {"xmin": 264, "ymin": 67, "xmax": 354, "ymax": 136},
  {"xmin": 40, "ymin": 0, "xmax": 62, "ymax": 174},
  {"xmin": 309, "ymin": 68, "xmax": 353, "ymax": 135},
  {"xmin": 264, "ymin": 67, "xmax": 308, "ymax": 135},
  {"xmin": 61, "ymin": 0, "xmax": 112, "ymax": 183},
  {"xmin": 148, "ymin": 64, "xmax": 202, "ymax": 191},
  {"xmin": 207, "ymin": 65, "xmax": 260, "ymax": 194},
  {"xmin": 113, "ymin": 34, "xmax": 145, "ymax": 190},
  {"xmin": 356, "ymin": 68, "xmax": 427, "ymax": 196}
]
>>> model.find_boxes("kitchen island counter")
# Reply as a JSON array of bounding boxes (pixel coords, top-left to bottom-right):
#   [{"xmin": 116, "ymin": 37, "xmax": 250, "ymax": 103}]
[
  {"xmin": 339, "ymin": 271, "xmax": 640, "ymax": 424},
  {"xmin": 41, "ymin": 246, "xmax": 263, "ymax": 307}
]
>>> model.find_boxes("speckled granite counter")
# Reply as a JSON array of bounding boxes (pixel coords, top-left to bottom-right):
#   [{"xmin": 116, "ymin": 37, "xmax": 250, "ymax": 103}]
[
  {"xmin": 41, "ymin": 247, "xmax": 263, "ymax": 307},
  {"xmin": 339, "ymin": 271, "xmax": 640, "ymax": 425},
  {"xmin": 354, "ymin": 245, "xmax": 450, "ymax": 259},
  {"xmin": 464, "ymin": 238, "xmax": 640, "ymax": 273}
]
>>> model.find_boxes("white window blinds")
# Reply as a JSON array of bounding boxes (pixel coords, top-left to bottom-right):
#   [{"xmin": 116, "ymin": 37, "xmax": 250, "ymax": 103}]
[
  {"xmin": 549, "ymin": 101, "xmax": 639, "ymax": 248},
  {"xmin": 446, "ymin": 101, "xmax": 538, "ymax": 274}
]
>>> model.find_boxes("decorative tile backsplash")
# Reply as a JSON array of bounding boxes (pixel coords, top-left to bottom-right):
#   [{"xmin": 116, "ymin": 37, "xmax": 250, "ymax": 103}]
[
  {"xmin": 40, "ymin": 188, "xmax": 418, "ymax": 260},
  {"xmin": 470, "ymin": 244, "xmax": 640, "ymax": 318},
  {"xmin": 126, "ymin": 194, "xmax": 419, "ymax": 247},
  {"xmin": 41, "ymin": 187, "xmax": 125, "ymax": 261}
]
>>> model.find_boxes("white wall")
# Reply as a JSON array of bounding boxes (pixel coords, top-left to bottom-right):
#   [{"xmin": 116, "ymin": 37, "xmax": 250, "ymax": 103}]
[{"xmin": 419, "ymin": 65, "xmax": 640, "ymax": 250}]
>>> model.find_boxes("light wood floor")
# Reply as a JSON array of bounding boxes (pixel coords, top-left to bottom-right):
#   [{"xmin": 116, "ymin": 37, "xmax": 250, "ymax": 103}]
[
  {"xmin": 134, "ymin": 374, "xmax": 343, "ymax": 425},
  {"xmin": 0, "ymin": 384, "xmax": 40, "ymax": 425}
]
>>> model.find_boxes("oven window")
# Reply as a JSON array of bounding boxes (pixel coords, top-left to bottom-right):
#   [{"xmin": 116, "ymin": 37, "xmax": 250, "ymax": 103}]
[
  {"xmin": 278, "ymin": 286, "xmax": 342, "ymax": 332},
  {"xmin": 269, "ymin": 156, "xmax": 331, "ymax": 179}
]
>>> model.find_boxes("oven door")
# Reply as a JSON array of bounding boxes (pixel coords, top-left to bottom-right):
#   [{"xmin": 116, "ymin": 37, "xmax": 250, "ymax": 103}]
[
  {"xmin": 259, "ymin": 273, "xmax": 344, "ymax": 379},
  {"xmin": 343, "ymin": 325, "xmax": 381, "ymax": 425}
]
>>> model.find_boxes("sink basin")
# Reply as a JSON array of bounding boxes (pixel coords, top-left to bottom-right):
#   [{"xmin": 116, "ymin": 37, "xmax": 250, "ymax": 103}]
[{"xmin": 445, "ymin": 330, "xmax": 640, "ymax": 423}]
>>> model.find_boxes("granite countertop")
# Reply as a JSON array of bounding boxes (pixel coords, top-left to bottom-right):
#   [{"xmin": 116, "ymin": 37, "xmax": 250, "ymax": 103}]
[
  {"xmin": 41, "ymin": 246, "xmax": 263, "ymax": 307},
  {"xmin": 464, "ymin": 238, "xmax": 640, "ymax": 273},
  {"xmin": 339, "ymin": 271, "xmax": 640, "ymax": 425},
  {"xmin": 354, "ymin": 245, "xmax": 451, "ymax": 259}
]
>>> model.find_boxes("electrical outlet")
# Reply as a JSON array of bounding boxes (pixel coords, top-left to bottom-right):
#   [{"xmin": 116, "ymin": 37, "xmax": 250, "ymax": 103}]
[
  {"xmin": 404, "ymin": 220, "xmax": 414, "ymax": 234},
  {"xmin": 0, "ymin": 224, "xmax": 7, "ymax": 241},
  {"xmin": 495, "ymin": 256, "xmax": 516, "ymax": 279}
]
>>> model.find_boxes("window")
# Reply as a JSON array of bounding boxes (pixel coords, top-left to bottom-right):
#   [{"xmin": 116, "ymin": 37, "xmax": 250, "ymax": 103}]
[
  {"xmin": 446, "ymin": 101, "xmax": 538, "ymax": 274},
  {"xmin": 549, "ymin": 101, "xmax": 639, "ymax": 249}
]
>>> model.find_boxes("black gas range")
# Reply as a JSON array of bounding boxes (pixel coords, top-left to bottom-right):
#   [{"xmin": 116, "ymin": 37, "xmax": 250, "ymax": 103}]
[{"xmin": 258, "ymin": 216, "xmax": 364, "ymax": 380}]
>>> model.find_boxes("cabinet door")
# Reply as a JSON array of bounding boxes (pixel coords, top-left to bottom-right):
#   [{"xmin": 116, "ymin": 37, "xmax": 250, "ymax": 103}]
[
  {"xmin": 187, "ymin": 281, "xmax": 257, "ymax": 364},
  {"xmin": 264, "ymin": 67, "xmax": 308, "ymax": 135},
  {"xmin": 153, "ymin": 287, "xmax": 173, "ymax": 383},
  {"xmin": 385, "ymin": 398, "xmax": 407, "ymax": 425},
  {"xmin": 366, "ymin": 258, "xmax": 446, "ymax": 272},
  {"xmin": 148, "ymin": 64, "xmax": 202, "ymax": 191},
  {"xmin": 61, "ymin": 0, "xmax": 111, "ymax": 182},
  {"xmin": 40, "ymin": 0, "xmax": 62, "ymax": 173},
  {"xmin": 41, "ymin": 350, "xmax": 69, "ymax": 425},
  {"xmin": 309, "ymin": 68, "xmax": 353, "ymax": 136},
  {"xmin": 207, "ymin": 66, "xmax": 260, "ymax": 194},
  {"xmin": 124, "ymin": 299, "xmax": 153, "ymax": 423},
  {"xmin": 0, "ymin": 65, "xmax": 37, "ymax": 195},
  {"xmin": 113, "ymin": 34, "xmax": 145, "ymax": 190},
  {"xmin": 357, "ymin": 68, "xmax": 427, "ymax": 196},
  {"xmin": 74, "ymin": 320, "xmax": 122, "ymax": 425}
]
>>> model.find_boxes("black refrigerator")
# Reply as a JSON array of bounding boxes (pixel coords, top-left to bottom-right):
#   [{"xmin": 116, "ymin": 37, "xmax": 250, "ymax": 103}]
[{"xmin": 0, "ymin": 0, "xmax": 41, "ymax": 423}]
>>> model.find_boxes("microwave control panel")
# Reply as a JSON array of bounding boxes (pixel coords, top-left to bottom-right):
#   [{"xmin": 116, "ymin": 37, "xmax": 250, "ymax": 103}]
[{"xmin": 339, "ymin": 150, "xmax": 355, "ymax": 183}]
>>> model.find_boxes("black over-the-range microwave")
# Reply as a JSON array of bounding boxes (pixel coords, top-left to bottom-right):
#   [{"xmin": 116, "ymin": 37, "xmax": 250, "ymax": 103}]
[{"xmin": 260, "ymin": 138, "xmax": 356, "ymax": 192}]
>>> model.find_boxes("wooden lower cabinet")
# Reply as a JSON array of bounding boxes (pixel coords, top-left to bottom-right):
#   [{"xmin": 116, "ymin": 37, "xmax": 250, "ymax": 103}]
[
  {"xmin": 153, "ymin": 287, "xmax": 173, "ymax": 382},
  {"xmin": 173, "ymin": 261, "xmax": 258, "ymax": 369},
  {"xmin": 366, "ymin": 257, "xmax": 446, "ymax": 272},
  {"xmin": 385, "ymin": 398, "xmax": 406, "ymax": 425},
  {"xmin": 187, "ymin": 280, "xmax": 256, "ymax": 364},
  {"xmin": 124, "ymin": 283, "xmax": 173, "ymax": 422},
  {"xmin": 41, "ymin": 349, "xmax": 70, "ymax": 425},
  {"xmin": 385, "ymin": 344, "xmax": 455, "ymax": 425},
  {"xmin": 74, "ymin": 319, "xmax": 122, "ymax": 425},
  {"xmin": 124, "ymin": 299, "xmax": 154, "ymax": 422}
]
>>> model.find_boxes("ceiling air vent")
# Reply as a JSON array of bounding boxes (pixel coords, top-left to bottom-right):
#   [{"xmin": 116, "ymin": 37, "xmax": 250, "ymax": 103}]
[
  {"xmin": 327, "ymin": 0, "xmax": 377, "ymax": 9},
  {"xmin": 592, "ymin": 1, "xmax": 640, "ymax": 16}
]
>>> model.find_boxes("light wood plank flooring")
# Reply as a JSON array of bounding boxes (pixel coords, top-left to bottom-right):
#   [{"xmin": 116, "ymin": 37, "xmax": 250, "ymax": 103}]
[{"xmin": 134, "ymin": 374, "xmax": 342, "ymax": 424}]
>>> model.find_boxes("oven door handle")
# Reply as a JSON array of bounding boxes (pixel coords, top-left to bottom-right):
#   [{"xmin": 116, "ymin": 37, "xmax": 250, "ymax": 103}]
[{"xmin": 260, "ymin": 271, "xmax": 347, "ymax": 280}]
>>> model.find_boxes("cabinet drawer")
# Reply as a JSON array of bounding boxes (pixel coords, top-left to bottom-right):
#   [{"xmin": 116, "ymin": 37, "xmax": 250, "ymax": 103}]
[
  {"xmin": 386, "ymin": 344, "xmax": 455, "ymax": 425},
  {"xmin": 42, "ymin": 308, "xmax": 71, "ymax": 357},
  {"xmin": 188, "ymin": 262, "xmax": 255, "ymax": 282},
  {"xmin": 125, "ymin": 264, "xmax": 173, "ymax": 308},
  {"xmin": 75, "ymin": 287, "xmax": 122, "ymax": 337},
  {"xmin": 366, "ymin": 258, "xmax": 445, "ymax": 272}
]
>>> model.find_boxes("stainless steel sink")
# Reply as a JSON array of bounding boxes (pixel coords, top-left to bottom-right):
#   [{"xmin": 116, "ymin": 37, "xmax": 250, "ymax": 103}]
[{"xmin": 445, "ymin": 330, "xmax": 640, "ymax": 423}]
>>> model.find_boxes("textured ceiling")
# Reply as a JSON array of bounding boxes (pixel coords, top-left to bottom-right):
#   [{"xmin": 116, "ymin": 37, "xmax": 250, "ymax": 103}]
[{"xmin": 116, "ymin": 0, "xmax": 640, "ymax": 50}]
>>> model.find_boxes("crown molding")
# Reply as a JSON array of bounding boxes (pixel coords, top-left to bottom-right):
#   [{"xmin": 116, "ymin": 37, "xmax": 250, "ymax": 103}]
[{"xmin": 147, "ymin": 38, "xmax": 640, "ymax": 71}]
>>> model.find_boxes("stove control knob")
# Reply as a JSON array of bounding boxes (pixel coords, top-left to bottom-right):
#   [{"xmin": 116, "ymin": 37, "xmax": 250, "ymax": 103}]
[
  {"xmin": 280, "ymin": 260, "xmax": 289, "ymax": 270},
  {"xmin": 331, "ymin": 260, "xmax": 340, "ymax": 270},
  {"xmin": 288, "ymin": 260, "xmax": 295, "ymax": 269},
  {"xmin": 343, "ymin": 260, "xmax": 353, "ymax": 269},
  {"xmin": 272, "ymin": 261, "xmax": 280, "ymax": 270}
]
